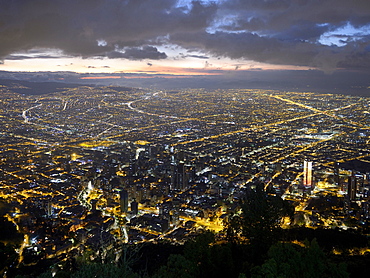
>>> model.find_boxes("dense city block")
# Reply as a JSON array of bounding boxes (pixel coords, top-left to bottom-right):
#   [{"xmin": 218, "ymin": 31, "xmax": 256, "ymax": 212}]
[{"xmin": 0, "ymin": 84, "xmax": 369, "ymax": 276}]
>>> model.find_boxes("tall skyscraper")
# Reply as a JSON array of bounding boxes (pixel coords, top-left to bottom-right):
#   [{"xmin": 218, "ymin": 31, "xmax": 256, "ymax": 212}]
[
  {"xmin": 176, "ymin": 162, "xmax": 187, "ymax": 190},
  {"xmin": 120, "ymin": 189, "xmax": 129, "ymax": 213},
  {"xmin": 348, "ymin": 173, "xmax": 357, "ymax": 201},
  {"xmin": 334, "ymin": 162, "xmax": 340, "ymax": 186},
  {"xmin": 131, "ymin": 200, "xmax": 138, "ymax": 215},
  {"xmin": 46, "ymin": 200, "xmax": 53, "ymax": 217},
  {"xmin": 171, "ymin": 199, "xmax": 180, "ymax": 225},
  {"xmin": 303, "ymin": 160, "xmax": 313, "ymax": 188},
  {"xmin": 170, "ymin": 162, "xmax": 188, "ymax": 191}
]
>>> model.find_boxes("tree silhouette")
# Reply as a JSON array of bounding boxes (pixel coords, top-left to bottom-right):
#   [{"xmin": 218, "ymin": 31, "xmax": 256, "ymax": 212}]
[
  {"xmin": 156, "ymin": 231, "xmax": 236, "ymax": 278},
  {"xmin": 251, "ymin": 239, "xmax": 349, "ymax": 278},
  {"xmin": 227, "ymin": 183, "xmax": 294, "ymax": 250},
  {"xmin": 154, "ymin": 254, "xmax": 197, "ymax": 278}
]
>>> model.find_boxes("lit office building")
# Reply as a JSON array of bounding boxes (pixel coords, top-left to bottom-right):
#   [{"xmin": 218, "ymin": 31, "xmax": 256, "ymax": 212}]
[{"xmin": 303, "ymin": 160, "xmax": 313, "ymax": 188}]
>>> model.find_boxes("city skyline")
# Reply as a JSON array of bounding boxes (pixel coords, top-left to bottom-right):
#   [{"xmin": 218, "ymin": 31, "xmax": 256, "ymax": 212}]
[{"xmin": 0, "ymin": 85, "xmax": 369, "ymax": 275}]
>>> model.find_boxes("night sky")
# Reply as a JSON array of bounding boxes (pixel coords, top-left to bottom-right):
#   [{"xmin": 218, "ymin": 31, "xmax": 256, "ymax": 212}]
[{"xmin": 0, "ymin": 0, "xmax": 369, "ymax": 92}]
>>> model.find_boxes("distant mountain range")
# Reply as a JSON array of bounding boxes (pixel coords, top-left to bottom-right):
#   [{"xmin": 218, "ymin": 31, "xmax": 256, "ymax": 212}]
[
  {"xmin": 0, "ymin": 69, "xmax": 369, "ymax": 96},
  {"xmin": 0, "ymin": 78, "xmax": 87, "ymax": 95}
]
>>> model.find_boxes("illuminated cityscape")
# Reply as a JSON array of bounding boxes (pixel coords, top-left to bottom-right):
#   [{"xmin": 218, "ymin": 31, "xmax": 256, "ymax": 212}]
[
  {"xmin": 0, "ymin": 1, "xmax": 370, "ymax": 276},
  {"xmin": 0, "ymin": 82, "xmax": 369, "ymax": 276}
]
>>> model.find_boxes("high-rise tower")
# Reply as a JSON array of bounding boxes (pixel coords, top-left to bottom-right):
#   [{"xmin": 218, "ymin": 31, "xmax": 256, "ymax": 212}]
[
  {"xmin": 120, "ymin": 189, "xmax": 129, "ymax": 213},
  {"xmin": 303, "ymin": 160, "xmax": 313, "ymax": 188},
  {"xmin": 348, "ymin": 173, "xmax": 357, "ymax": 201}
]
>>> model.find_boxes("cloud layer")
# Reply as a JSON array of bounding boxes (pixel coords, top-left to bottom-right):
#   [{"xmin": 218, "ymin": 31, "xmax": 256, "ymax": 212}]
[
  {"xmin": 0, "ymin": 0, "xmax": 370, "ymax": 71},
  {"xmin": 0, "ymin": 0, "xmax": 216, "ymax": 58}
]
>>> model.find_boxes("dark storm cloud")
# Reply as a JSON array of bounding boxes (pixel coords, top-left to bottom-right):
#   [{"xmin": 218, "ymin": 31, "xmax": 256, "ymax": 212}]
[
  {"xmin": 5, "ymin": 54, "xmax": 65, "ymax": 60},
  {"xmin": 0, "ymin": 0, "xmax": 216, "ymax": 58},
  {"xmin": 221, "ymin": 0, "xmax": 370, "ymax": 32},
  {"xmin": 172, "ymin": 31, "xmax": 370, "ymax": 72},
  {"xmin": 172, "ymin": 31, "xmax": 317, "ymax": 66},
  {"xmin": 269, "ymin": 22, "xmax": 330, "ymax": 42},
  {"xmin": 106, "ymin": 46, "xmax": 167, "ymax": 60},
  {"xmin": 0, "ymin": 0, "xmax": 369, "ymax": 72},
  {"xmin": 186, "ymin": 54, "xmax": 210, "ymax": 59},
  {"xmin": 169, "ymin": 0, "xmax": 370, "ymax": 72},
  {"xmin": 202, "ymin": 0, "xmax": 370, "ymax": 71}
]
